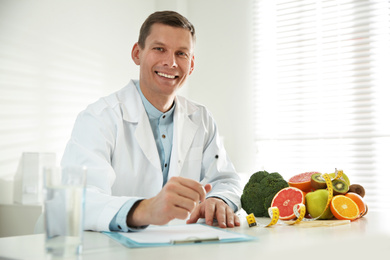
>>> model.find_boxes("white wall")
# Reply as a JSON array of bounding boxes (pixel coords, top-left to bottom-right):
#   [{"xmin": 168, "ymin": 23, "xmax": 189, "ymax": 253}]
[
  {"xmin": 0, "ymin": 0, "xmax": 156, "ymax": 202},
  {"xmin": 154, "ymin": 0, "xmax": 256, "ymax": 174},
  {"xmin": 0, "ymin": 0, "xmax": 153, "ymax": 177},
  {"xmin": 186, "ymin": 0, "xmax": 256, "ymax": 174},
  {"xmin": 0, "ymin": 1, "xmax": 256, "ymax": 203}
]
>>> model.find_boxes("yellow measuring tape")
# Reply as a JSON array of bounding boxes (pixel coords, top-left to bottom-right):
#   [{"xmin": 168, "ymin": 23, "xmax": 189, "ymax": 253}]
[
  {"xmin": 248, "ymin": 169, "xmax": 343, "ymax": 228},
  {"xmin": 265, "ymin": 207, "xmax": 280, "ymax": 227}
]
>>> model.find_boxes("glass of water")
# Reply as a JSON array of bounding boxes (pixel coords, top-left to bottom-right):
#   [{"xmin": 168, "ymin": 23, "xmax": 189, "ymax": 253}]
[{"xmin": 43, "ymin": 165, "xmax": 87, "ymax": 257}]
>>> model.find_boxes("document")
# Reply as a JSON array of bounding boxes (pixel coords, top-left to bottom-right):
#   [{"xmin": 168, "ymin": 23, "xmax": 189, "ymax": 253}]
[{"xmin": 103, "ymin": 224, "xmax": 256, "ymax": 248}]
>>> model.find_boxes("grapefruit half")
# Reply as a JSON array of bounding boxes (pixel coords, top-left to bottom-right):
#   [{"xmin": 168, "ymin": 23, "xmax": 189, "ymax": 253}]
[
  {"xmin": 271, "ymin": 187, "xmax": 305, "ymax": 220},
  {"xmin": 288, "ymin": 172, "xmax": 320, "ymax": 192}
]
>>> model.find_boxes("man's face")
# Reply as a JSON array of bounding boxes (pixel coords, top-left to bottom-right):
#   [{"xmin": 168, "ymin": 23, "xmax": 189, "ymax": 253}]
[{"xmin": 132, "ymin": 23, "xmax": 195, "ymax": 99}]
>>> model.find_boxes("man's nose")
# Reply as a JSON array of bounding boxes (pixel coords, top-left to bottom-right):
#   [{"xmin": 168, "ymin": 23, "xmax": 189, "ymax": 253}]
[{"xmin": 163, "ymin": 52, "xmax": 178, "ymax": 68}]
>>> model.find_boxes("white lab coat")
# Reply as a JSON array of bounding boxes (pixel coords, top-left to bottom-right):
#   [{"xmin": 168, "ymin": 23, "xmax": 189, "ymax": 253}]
[{"xmin": 61, "ymin": 80, "xmax": 242, "ymax": 231}]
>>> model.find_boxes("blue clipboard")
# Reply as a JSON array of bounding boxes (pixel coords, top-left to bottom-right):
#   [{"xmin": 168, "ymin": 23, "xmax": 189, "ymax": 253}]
[{"xmin": 102, "ymin": 223, "xmax": 257, "ymax": 248}]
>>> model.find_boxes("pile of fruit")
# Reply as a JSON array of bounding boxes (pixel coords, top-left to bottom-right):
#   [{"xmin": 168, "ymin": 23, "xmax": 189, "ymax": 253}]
[{"xmin": 270, "ymin": 170, "xmax": 367, "ymax": 221}]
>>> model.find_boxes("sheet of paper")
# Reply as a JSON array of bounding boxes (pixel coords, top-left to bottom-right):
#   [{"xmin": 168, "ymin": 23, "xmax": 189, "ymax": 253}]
[{"xmin": 117, "ymin": 224, "xmax": 247, "ymax": 244}]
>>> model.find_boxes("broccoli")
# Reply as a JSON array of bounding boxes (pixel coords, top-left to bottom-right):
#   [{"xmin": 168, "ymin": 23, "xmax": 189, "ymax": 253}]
[{"xmin": 241, "ymin": 170, "xmax": 289, "ymax": 217}]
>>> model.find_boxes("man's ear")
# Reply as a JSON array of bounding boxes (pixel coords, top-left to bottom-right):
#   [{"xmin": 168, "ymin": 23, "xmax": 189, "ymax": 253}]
[
  {"xmin": 189, "ymin": 55, "xmax": 195, "ymax": 75},
  {"xmin": 131, "ymin": 43, "xmax": 141, "ymax": 65}
]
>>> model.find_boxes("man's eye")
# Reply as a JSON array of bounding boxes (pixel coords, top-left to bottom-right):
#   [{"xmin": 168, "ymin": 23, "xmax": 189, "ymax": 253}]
[
  {"xmin": 177, "ymin": 52, "xmax": 188, "ymax": 57},
  {"xmin": 154, "ymin": 47, "xmax": 164, "ymax": 52}
]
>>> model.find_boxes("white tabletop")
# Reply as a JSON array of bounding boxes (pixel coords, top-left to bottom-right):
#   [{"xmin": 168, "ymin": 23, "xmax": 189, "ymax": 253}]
[{"xmin": 1, "ymin": 211, "xmax": 389, "ymax": 260}]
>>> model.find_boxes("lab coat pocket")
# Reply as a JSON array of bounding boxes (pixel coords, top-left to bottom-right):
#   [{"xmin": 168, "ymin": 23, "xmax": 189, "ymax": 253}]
[{"xmin": 181, "ymin": 147, "xmax": 203, "ymax": 178}]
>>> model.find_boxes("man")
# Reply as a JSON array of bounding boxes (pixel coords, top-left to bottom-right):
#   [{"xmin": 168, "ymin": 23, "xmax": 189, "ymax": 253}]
[{"xmin": 61, "ymin": 11, "xmax": 242, "ymax": 232}]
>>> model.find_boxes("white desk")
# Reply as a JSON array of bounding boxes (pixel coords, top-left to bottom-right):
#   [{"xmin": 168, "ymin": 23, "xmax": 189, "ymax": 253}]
[{"xmin": 1, "ymin": 211, "xmax": 389, "ymax": 260}]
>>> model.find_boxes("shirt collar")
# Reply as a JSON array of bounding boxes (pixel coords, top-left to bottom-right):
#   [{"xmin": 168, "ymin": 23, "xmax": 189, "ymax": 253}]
[{"xmin": 135, "ymin": 81, "xmax": 175, "ymax": 120}]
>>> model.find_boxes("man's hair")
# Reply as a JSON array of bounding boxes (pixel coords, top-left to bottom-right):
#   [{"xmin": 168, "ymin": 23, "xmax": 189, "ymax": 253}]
[{"xmin": 138, "ymin": 11, "xmax": 196, "ymax": 49}]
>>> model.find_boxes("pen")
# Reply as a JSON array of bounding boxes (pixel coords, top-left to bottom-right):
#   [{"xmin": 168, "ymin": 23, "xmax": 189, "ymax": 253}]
[{"xmin": 171, "ymin": 236, "xmax": 220, "ymax": 244}]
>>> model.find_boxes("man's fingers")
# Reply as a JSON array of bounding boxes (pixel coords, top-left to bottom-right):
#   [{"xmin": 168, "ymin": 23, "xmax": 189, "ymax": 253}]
[
  {"xmin": 131, "ymin": 177, "xmax": 217, "ymax": 226},
  {"xmin": 204, "ymin": 183, "xmax": 212, "ymax": 194},
  {"xmin": 166, "ymin": 184, "xmax": 198, "ymax": 207},
  {"xmin": 171, "ymin": 177, "xmax": 207, "ymax": 202},
  {"xmin": 226, "ymin": 209, "xmax": 235, "ymax": 227},
  {"xmin": 163, "ymin": 185, "xmax": 198, "ymax": 213},
  {"xmin": 205, "ymin": 200, "xmax": 216, "ymax": 225},
  {"xmin": 186, "ymin": 206, "xmax": 202, "ymax": 224},
  {"xmin": 215, "ymin": 203, "xmax": 227, "ymax": 228},
  {"xmin": 186, "ymin": 198, "xmax": 241, "ymax": 228},
  {"xmin": 205, "ymin": 198, "xmax": 240, "ymax": 228},
  {"xmin": 234, "ymin": 214, "xmax": 241, "ymax": 226}
]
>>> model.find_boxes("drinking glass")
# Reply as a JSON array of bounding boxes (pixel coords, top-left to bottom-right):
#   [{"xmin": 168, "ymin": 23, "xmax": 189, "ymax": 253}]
[{"xmin": 43, "ymin": 165, "xmax": 87, "ymax": 257}]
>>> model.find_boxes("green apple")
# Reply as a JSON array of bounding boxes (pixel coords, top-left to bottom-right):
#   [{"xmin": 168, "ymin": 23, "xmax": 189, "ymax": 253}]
[{"xmin": 305, "ymin": 189, "xmax": 334, "ymax": 219}]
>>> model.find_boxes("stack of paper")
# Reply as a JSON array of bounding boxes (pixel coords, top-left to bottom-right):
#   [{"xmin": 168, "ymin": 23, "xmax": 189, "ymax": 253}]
[{"xmin": 103, "ymin": 224, "xmax": 256, "ymax": 248}]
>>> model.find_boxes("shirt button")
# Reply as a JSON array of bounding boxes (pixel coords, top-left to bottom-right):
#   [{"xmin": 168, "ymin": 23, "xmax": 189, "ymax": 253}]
[
  {"xmin": 165, "ymin": 163, "xmax": 168, "ymax": 167},
  {"xmin": 162, "ymin": 134, "xmax": 166, "ymax": 138},
  {"xmin": 117, "ymin": 225, "xmax": 121, "ymax": 229},
  {"xmin": 162, "ymin": 115, "xmax": 166, "ymax": 119}
]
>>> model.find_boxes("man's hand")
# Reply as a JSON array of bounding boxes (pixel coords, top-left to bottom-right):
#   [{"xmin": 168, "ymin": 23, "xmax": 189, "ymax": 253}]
[
  {"xmin": 127, "ymin": 176, "xmax": 212, "ymax": 227},
  {"xmin": 186, "ymin": 197, "xmax": 241, "ymax": 228}
]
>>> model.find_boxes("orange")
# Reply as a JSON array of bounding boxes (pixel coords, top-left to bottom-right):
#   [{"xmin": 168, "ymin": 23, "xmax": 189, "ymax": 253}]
[
  {"xmin": 330, "ymin": 195, "xmax": 360, "ymax": 221},
  {"xmin": 288, "ymin": 172, "xmax": 319, "ymax": 192},
  {"xmin": 345, "ymin": 192, "xmax": 366, "ymax": 217}
]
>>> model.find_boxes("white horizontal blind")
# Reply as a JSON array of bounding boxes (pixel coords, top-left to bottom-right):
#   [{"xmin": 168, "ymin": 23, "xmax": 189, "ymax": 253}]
[
  {"xmin": 253, "ymin": 0, "xmax": 390, "ymax": 211},
  {"xmin": 0, "ymin": 25, "xmax": 106, "ymax": 180},
  {"xmin": 0, "ymin": 0, "xmax": 144, "ymax": 183}
]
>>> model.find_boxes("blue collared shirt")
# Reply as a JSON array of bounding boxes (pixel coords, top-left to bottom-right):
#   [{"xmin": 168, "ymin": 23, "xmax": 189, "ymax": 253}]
[
  {"xmin": 109, "ymin": 81, "xmax": 175, "ymax": 232},
  {"xmin": 136, "ymin": 82, "xmax": 175, "ymax": 184}
]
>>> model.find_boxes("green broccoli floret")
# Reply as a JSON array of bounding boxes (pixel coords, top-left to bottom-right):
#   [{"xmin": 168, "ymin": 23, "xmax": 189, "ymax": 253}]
[{"xmin": 241, "ymin": 170, "xmax": 289, "ymax": 217}]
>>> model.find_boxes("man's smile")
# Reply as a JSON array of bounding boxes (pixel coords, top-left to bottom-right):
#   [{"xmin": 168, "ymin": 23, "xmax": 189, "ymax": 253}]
[{"xmin": 155, "ymin": 71, "xmax": 179, "ymax": 79}]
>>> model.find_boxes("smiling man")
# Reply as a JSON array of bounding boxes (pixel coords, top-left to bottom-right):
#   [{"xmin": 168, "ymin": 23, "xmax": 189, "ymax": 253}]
[
  {"xmin": 132, "ymin": 22, "xmax": 194, "ymax": 112},
  {"xmin": 61, "ymin": 11, "xmax": 242, "ymax": 232}
]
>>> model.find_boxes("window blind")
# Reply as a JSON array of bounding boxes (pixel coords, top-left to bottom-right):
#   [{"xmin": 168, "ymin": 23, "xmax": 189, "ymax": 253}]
[
  {"xmin": 0, "ymin": 26, "xmax": 105, "ymax": 181},
  {"xmin": 253, "ymin": 0, "xmax": 390, "ymax": 211}
]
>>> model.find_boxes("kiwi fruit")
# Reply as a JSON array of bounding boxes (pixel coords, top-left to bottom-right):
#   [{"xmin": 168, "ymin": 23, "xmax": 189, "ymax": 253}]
[
  {"xmin": 311, "ymin": 173, "xmax": 327, "ymax": 189},
  {"xmin": 329, "ymin": 171, "xmax": 350, "ymax": 186},
  {"xmin": 349, "ymin": 184, "xmax": 365, "ymax": 198},
  {"xmin": 332, "ymin": 179, "xmax": 349, "ymax": 195}
]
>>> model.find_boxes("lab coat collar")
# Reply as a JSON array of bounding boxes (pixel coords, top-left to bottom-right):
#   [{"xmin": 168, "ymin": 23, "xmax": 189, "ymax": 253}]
[
  {"xmin": 120, "ymin": 79, "xmax": 200, "ymax": 174},
  {"xmin": 120, "ymin": 80, "xmax": 199, "ymax": 123},
  {"xmin": 117, "ymin": 80, "xmax": 143, "ymax": 123}
]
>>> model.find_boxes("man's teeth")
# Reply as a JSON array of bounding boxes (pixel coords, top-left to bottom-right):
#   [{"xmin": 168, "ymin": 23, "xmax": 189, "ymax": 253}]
[{"xmin": 157, "ymin": 72, "xmax": 176, "ymax": 79}]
